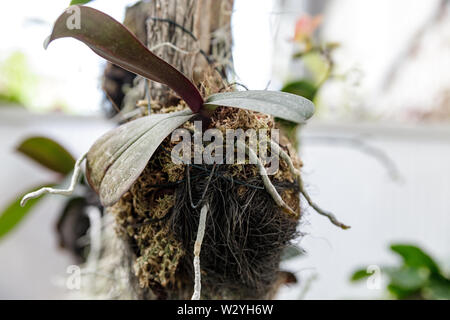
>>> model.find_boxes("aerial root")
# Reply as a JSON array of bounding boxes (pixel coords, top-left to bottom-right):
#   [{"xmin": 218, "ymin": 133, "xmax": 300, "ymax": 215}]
[
  {"xmin": 236, "ymin": 140, "xmax": 298, "ymax": 218},
  {"xmin": 269, "ymin": 141, "xmax": 350, "ymax": 230},
  {"xmin": 20, "ymin": 153, "xmax": 87, "ymax": 207},
  {"xmin": 191, "ymin": 203, "xmax": 209, "ymax": 300}
]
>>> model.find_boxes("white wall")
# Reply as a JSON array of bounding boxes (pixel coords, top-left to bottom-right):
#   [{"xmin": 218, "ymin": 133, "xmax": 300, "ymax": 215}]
[{"xmin": 278, "ymin": 120, "xmax": 450, "ymax": 299}]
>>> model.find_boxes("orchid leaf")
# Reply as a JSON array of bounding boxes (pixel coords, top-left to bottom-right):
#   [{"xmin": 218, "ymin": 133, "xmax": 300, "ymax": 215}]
[
  {"xmin": 16, "ymin": 136, "xmax": 76, "ymax": 175},
  {"xmin": 45, "ymin": 6, "xmax": 203, "ymax": 112},
  {"xmin": 204, "ymin": 90, "xmax": 315, "ymax": 124},
  {"xmin": 0, "ymin": 184, "xmax": 55, "ymax": 240},
  {"xmin": 86, "ymin": 110, "xmax": 194, "ymax": 206}
]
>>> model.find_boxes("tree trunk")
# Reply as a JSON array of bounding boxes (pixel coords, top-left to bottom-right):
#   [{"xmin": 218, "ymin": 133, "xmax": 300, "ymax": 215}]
[
  {"xmin": 103, "ymin": 0, "xmax": 233, "ymax": 116},
  {"xmin": 127, "ymin": 0, "xmax": 233, "ymax": 109}
]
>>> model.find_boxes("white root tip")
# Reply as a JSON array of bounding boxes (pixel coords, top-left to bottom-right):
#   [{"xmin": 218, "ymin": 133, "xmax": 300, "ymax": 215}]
[
  {"xmin": 191, "ymin": 203, "xmax": 209, "ymax": 300},
  {"xmin": 20, "ymin": 153, "xmax": 87, "ymax": 207}
]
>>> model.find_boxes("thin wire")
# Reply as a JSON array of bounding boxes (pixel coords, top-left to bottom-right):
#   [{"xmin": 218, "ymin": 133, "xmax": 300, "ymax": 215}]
[
  {"xmin": 188, "ymin": 163, "xmax": 264, "ymax": 190},
  {"xmin": 142, "ymin": 172, "xmax": 209, "ymax": 189},
  {"xmin": 158, "ymin": 144, "xmax": 265, "ymax": 190},
  {"xmin": 221, "ymin": 81, "xmax": 249, "ymax": 92},
  {"xmin": 147, "ymin": 16, "xmax": 230, "ymax": 81},
  {"xmin": 148, "ymin": 17, "xmax": 197, "ymax": 41},
  {"xmin": 147, "ymin": 17, "xmax": 214, "ymax": 65},
  {"xmin": 145, "ymin": 78, "xmax": 151, "ymax": 115}
]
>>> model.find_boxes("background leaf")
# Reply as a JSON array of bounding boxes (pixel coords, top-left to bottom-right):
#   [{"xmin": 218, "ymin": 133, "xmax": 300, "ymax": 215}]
[
  {"xmin": 70, "ymin": 0, "xmax": 93, "ymax": 5},
  {"xmin": 204, "ymin": 90, "xmax": 315, "ymax": 124},
  {"xmin": 302, "ymin": 51, "xmax": 330, "ymax": 84},
  {"xmin": 17, "ymin": 136, "xmax": 75, "ymax": 175},
  {"xmin": 390, "ymin": 244, "xmax": 440, "ymax": 275},
  {"xmin": 86, "ymin": 110, "xmax": 194, "ymax": 206},
  {"xmin": 350, "ymin": 244, "xmax": 450, "ymax": 299},
  {"xmin": 350, "ymin": 268, "xmax": 372, "ymax": 281},
  {"xmin": 387, "ymin": 283, "xmax": 419, "ymax": 299},
  {"xmin": 385, "ymin": 267, "xmax": 429, "ymax": 291},
  {"xmin": 0, "ymin": 184, "xmax": 55, "ymax": 240},
  {"xmin": 425, "ymin": 277, "xmax": 450, "ymax": 300},
  {"xmin": 45, "ymin": 6, "xmax": 204, "ymax": 112},
  {"xmin": 282, "ymin": 80, "xmax": 318, "ymax": 101},
  {"xmin": 0, "ymin": 52, "xmax": 36, "ymax": 106}
]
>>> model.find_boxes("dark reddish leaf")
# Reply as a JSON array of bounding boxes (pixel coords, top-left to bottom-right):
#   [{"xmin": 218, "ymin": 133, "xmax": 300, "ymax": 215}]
[{"xmin": 45, "ymin": 5, "xmax": 204, "ymax": 112}]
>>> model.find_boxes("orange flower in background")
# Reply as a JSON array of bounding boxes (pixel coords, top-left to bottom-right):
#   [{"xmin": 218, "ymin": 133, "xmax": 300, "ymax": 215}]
[{"xmin": 294, "ymin": 14, "xmax": 323, "ymax": 43}]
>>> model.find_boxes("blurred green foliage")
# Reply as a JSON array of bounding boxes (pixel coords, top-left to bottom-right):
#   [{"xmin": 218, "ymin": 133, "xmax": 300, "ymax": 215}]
[
  {"xmin": 278, "ymin": 16, "xmax": 339, "ymax": 145},
  {"xmin": 282, "ymin": 15, "xmax": 338, "ymax": 107},
  {"xmin": 70, "ymin": 0, "xmax": 94, "ymax": 5},
  {"xmin": 17, "ymin": 136, "xmax": 76, "ymax": 175},
  {"xmin": 0, "ymin": 52, "xmax": 36, "ymax": 106},
  {"xmin": 282, "ymin": 45, "xmax": 337, "ymax": 105},
  {"xmin": 281, "ymin": 80, "xmax": 317, "ymax": 102},
  {"xmin": 0, "ymin": 183, "xmax": 55, "ymax": 240},
  {"xmin": 351, "ymin": 244, "xmax": 450, "ymax": 300},
  {"xmin": 0, "ymin": 136, "xmax": 76, "ymax": 240}
]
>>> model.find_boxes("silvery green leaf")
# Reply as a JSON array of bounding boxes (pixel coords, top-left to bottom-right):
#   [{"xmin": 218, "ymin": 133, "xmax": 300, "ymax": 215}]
[
  {"xmin": 204, "ymin": 90, "xmax": 315, "ymax": 123},
  {"xmin": 86, "ymin": 110, "xmax": 193, "ymax": 206}
]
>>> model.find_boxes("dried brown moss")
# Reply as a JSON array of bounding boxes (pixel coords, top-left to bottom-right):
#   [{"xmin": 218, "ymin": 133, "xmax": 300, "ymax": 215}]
[{"xmin": 111, "ymin": 155, "xmax": 185, "ymax": 296}]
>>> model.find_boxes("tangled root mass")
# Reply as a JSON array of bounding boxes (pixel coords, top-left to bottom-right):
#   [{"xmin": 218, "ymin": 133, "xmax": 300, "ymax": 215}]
[{"xmin": 171, "ymin": 164, "xmax": 299, "ymax": 299}]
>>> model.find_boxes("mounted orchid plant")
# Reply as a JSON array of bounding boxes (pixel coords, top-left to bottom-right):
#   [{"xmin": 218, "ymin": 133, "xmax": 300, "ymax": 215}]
[
  {"xmin": 2, "ymin": 5, "xmax": 354, "ymax": 300},
  {"xmin": 20, "ymin": 6, "xmax": 315, "ymax": 209}
]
